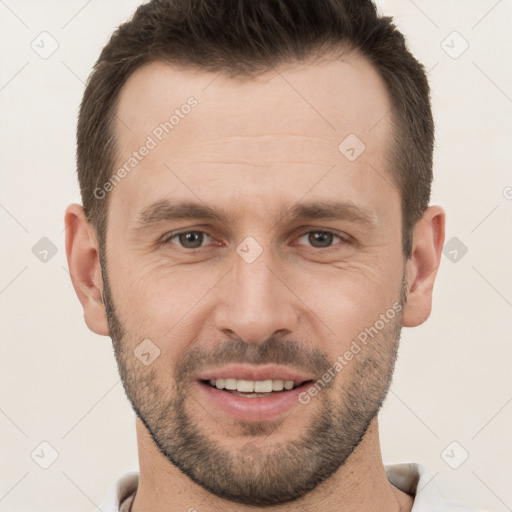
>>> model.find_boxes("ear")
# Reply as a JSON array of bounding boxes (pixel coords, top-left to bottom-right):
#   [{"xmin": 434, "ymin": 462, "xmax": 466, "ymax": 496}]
[
  {"xmin": 402, "ymin": 205, "xmax": 446, "ymax": 327},
  {"xmin": 64, "ymin": 203, "xmax": 109, "ymax": 336}
]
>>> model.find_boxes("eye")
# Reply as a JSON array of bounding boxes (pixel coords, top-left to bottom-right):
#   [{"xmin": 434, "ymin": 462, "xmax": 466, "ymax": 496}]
[
  {"xmin": 295, "ymin": 230, "xmax": 346, "ymax": 249},
  {"xmin": 161, "ymin": 229, "xmax": 350, "ymax": 251},
  {"xmin": 162, "ymin": 230, "xmax": 213, "ymax": 249}
]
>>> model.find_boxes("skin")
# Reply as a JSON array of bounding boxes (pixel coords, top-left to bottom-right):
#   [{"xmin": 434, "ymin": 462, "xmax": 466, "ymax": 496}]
[{"xmin": 65, "ymin": 51, "xmax": 445, "ymax": 512}]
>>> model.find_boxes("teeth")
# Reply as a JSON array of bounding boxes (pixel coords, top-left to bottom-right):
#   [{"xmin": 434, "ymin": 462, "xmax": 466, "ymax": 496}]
[
  {"xmin": 224, "ymin": 378, "xmax": 237, "ymax": 390},
  {"xmin": 209, "ymin": 378, "xmax": 299, "ymax": 393},
  {"xmin": 272, "ymin": 379, "xmax": 284, "ymax": 391},
  {"xmin": 237, "ymin": 379, "xmax": 255, "ymax": 392},
  {"xmin": 254, "ymin": 380, "xmax": 273, "ymax": 393},
  {"xmin": 284, "ymin": 380, "xmax": 294, "ymax": 390}
]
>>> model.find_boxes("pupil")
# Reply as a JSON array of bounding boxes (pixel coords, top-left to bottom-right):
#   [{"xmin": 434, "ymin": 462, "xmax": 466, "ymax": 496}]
[
  {"xmin": 180, "ymin": 232, "xmax": 203, "ymax": 248},
  {"xmin": 309, "ymin": 232, "xmax": 332, "ymax": 248}
]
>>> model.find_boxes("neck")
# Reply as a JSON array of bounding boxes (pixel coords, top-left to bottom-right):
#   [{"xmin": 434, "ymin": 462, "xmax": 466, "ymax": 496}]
[{"xmin": 131, "ymin": 416, "xmax": 413, "ymax": 512}]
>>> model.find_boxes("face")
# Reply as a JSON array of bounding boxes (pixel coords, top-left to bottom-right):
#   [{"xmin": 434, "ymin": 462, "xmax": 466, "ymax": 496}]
[{"xmin": 101, "ymin": 53, "xmax": 407, "ymax": 505}]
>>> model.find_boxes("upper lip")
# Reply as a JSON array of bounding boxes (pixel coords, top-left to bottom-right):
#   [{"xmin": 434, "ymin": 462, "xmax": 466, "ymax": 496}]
[{"xmin": 196, "ymin": 365, "xmax": 314, "ymax": 384}]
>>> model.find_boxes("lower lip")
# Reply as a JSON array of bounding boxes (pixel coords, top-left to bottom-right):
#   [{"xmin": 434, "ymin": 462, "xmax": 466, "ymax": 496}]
[{"xmin": 196, "ymin": 381, "xmax": 312, "ymax": 422}]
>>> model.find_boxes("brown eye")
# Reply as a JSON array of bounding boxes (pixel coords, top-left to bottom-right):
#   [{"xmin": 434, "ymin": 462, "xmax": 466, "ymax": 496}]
[
  {"xmin": 164, "ymin": 230, "xmax": 212, "ymax": 249},
  {"xmin": 296, "ymin": 231, "xmax": 343, "ymax": 249}
]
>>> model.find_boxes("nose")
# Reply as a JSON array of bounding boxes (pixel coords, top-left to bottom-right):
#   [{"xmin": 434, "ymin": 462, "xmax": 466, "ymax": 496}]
[{"xmin": 214, "ymin": 243, "xmax": 300, "ymax": 344}]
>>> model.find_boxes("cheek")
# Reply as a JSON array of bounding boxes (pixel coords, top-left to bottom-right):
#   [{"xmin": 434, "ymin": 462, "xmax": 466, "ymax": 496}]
[
  {"xmin": 292, "ymin": 258, "xmax": 403, "ymax": 346},
  {"xmin": 109, "ymin": 258, "xmax": 219, "ymax": 337}
]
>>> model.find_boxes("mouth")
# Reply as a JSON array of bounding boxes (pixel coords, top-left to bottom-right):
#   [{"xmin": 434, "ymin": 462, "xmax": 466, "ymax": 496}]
[
  {"xmin": 195, "ymin": 368, "xmax": 315, "ymax": 421},
  {"xmin": 201, "ymin": 378, "xmax": 310, "ymax": 398}
]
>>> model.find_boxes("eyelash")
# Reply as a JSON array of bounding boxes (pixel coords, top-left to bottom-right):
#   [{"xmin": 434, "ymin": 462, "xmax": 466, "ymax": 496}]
[{"xmin": 160, "ymin": 229, "xmax": 351, "ymax": 251}]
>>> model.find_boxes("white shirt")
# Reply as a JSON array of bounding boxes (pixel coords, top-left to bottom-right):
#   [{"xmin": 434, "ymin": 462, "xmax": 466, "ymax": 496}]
[{"xmin": 96, "ymin": 463, "xmax": 486, "ymax": 511}]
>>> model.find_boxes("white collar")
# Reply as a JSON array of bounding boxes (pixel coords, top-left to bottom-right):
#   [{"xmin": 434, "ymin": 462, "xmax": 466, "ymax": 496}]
[{"xmin": 385, "ymin": 462, "xmax": 484, "ymax": 511}]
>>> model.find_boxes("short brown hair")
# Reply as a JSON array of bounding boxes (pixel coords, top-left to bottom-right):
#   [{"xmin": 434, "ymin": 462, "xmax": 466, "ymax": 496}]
[{"xmin": 77, "ymin": 0, "xmax": 434, "ymax": 259}]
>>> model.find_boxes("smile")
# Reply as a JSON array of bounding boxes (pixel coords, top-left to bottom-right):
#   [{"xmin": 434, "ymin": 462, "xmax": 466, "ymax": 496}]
[{"xmin": 205, "ymin": 378, "xmax": 305, "ymax": 396}]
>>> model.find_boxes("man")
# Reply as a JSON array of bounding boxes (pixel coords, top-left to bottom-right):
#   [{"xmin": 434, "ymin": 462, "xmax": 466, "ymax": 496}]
[{"xmin": 64, "ymin": 0, "xmax": 483, "ymax": 510}]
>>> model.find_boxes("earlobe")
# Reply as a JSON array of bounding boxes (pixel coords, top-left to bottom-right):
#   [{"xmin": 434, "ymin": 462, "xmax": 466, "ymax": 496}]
[
  {"xmin": 402, "ymin": 205, "xmax": 446, "ymax": 328},
  {"xmin": 64, "ymin": 203, "xmax": 110, "ymax": 336}
]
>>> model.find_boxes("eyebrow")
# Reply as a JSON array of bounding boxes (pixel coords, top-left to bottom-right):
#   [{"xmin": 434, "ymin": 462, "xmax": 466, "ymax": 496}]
[{"xmin": 133, "ymin": 198, "xmax": 378, "ymax": 232}]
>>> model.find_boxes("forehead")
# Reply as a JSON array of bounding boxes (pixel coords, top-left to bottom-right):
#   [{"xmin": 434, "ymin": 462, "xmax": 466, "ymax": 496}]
[
  {"xmin": 110, "ymin": 53, "xmax": 397, "ymax": 227},
  {"xmin": 115, "ymin": 52, "xmax": 393, "ymax": 142}
]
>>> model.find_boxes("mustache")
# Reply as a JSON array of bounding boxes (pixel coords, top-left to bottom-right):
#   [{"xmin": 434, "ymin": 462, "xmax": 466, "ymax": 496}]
[{"xmin": 174, "ymin": 337, "xmax": 332, "ymax": 383}]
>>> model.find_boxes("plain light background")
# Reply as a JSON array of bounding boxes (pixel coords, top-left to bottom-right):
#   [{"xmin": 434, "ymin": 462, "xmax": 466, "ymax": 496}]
[{"xmin": 1, "ymin": 1, "xmax": 511, "ymax": 511}]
